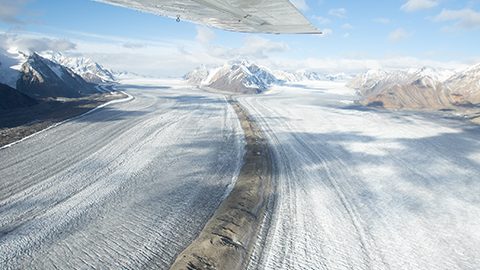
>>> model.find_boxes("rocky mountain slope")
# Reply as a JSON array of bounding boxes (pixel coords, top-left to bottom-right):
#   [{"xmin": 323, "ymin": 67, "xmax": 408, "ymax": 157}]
[
  {"xmin": 16, "ymin": 53, "xmax": 98, "ymax": 98},
  {"xmin": 0, "ymin": 82, "xmax": 38, "ymax": 110},
  {"xmin": 445, "ymin": 64, "xmax": 480, "ymax": 105},
  {"xmin": 348, "ymin": 66, "xmax": 480, "ymax": 109},
  {"xmin": 1, "ymin": 48, "xmax": 116, "ymax": 100}
]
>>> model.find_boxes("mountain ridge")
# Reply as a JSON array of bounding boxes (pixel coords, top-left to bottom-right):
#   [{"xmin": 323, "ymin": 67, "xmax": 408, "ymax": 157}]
[
  {"xmin": 43, "ymin": 52, "xmax": 116, "ymax": 83},
  {"xmin": 185, "ymin": 61, "xmax": 351, "ymax": 94},
  {"xmin": 349, "ymin": 64, "xmax": 480, "ymax": 109}
]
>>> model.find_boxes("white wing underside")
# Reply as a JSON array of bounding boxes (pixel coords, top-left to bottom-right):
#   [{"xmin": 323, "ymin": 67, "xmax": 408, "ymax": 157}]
[{"xmin": 98, "ymin": 0, "xmax": 321, "ymax": 34}]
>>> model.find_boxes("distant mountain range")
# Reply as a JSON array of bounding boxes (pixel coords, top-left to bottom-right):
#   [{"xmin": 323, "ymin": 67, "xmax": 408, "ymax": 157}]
[
  {"xmin": 185, "ymin": 61, "xmax": 350, "ymax": 93},
  {"xmin": 3, "ymin": 47, "xmax": 479, "ymax": 115},
  {"xmin": 349, "ymin": 64, "xmax": 480, "ymax": 110},
  {"xmin": 273, "ymin": 70, "xmax": 350, "ymax": 82},
  {"xmin": 185, "ymin": 61, "xmax": 280, "ymax": 94}
]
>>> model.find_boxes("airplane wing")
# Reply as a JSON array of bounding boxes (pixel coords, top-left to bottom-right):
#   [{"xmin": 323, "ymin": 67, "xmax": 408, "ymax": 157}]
[{"xmin": 98, "ymin": 0, "xmax": 321, "ymax": 34}]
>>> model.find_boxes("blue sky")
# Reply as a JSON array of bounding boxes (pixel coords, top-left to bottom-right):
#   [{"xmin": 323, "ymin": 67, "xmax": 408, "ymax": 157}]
[{"xmin": 1, "ymin": 0, "xmax": 480, "ymax": 76}]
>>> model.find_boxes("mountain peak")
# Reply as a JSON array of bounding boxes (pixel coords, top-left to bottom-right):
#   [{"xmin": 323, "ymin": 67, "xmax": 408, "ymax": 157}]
[{"xmin": 43, "ymin": 52, "xmax": 115, "ymax": 83}]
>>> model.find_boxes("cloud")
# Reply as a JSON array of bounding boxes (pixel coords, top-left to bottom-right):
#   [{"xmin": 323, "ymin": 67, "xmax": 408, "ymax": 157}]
[
  {"xmin": 320, "ymin": 28, "xmax": 333, "ymax": 37},
  {"xmin": 122, "ymin": 42, "xmax": 146, "ymax": 49},
  {"xmin": 73, "ymin": 39, "xmax": 202, "ymax": 77},
  {"xmin": 342, "ymin": 23, "xmax": 353, "ymax": 30},
  {"xmin": 401, "ymin": 0, "xmax": 439, "ymax": 12},
  {"xmin": 267, "ymin": 56, "xmax": 467, "ymax": 74},
  {"xmin": 388, "ymin": 28, "xmax": 410, "ymax": 42},
  {"xmin": 373, "ymin": 17, "xmax": 391, "ymax": 24},
  {"xmin": 0, "ymin": 0, "xmax": 30, "ymax": 24},
  {"xmin": 328, "ymin": 8, "xmax": 347, "ymax": 18},
  {"xmin": 66, "ymin": 29, "xmax": 464, "ymax": 77},
  {"xmin": 290, "ymin": 0, "xmax": 309, "ymax": 11},
  {"xmin": 313, "ymin": 16, "xmax": 331, "ymax": 25},
  {"xmin": 2, "ymin": 27, "xmax": 469, "ymax": 79},
  {"xmin": 195, "ymin": 26, "xmax": 215, "ymax": 45},
  {"xmin": 433, "ymin": 8, "xmax": 480, "ymax": 30},
  {"xmin": 236, "ymin": 36, "xmax": 289, "ymax": 59},
  {"xmin": 66, "ymin": 31, "xmax": 290, "ymax": 76},
  {"xmin": 0, "ymin": 33, "xmax": 77, "ymax": 52},
  {"xmin": 52, "ymin": 36, "xmax": 471, "ymax": 77}
]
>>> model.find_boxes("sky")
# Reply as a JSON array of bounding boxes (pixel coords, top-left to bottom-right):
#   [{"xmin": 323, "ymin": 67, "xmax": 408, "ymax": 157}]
[{"xmin": 1, "ymin": 0, "xmax": 480, "ymax": 76}]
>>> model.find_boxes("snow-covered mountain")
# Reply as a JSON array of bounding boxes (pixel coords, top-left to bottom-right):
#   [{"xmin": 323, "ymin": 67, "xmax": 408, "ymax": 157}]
[
  {"xmin": 0, "ymin": 48, "xmax": 27, "ymax": 88},
  {"xmin": 349, "ymin": 67, "xmax": 448, "ymax": 93},
  {"xmin": 445, "ymin": 64, "xmax": 480, "ymax": 105},
  {"xmin": 44, "ymin": 52, "xmax": 115, "ymax": 83},
  {"xmin": 185, "ymin": 61, "xmax": 353, "ymax": 94},
  {"xmin": 184, "ymin": 65, "xmax": 209, "ymax": 85},
  {"xmin": 0, "ymin": 48, "xmax": 107, "ymax": 99},
  {"xmin": 110, "ymin": 70, "xmax": 148, "ymax": 81},
  {"xmin": 17, "ymin": 53, "xmax": 99, "ymax": 98},
  {"xmin": 349, "ymin": 66, "xmax": 479, "ymax": 109},
  {"xmin": 325, "ymin": 73, "xmax": 352, "ymax": 81},
  {"xmin": 186, "ymin": 61, "xmax": 280, "ymax": 94},
  {"xmin": 274, "ymin": 70, "xmax": 351, "ymax": 82},
  {"xmin": 273, "ymin": 70, "xmax": 322, "ymax": 82}
]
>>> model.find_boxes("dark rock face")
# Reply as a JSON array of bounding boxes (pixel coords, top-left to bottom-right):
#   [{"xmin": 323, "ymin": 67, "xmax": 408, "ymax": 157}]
[
  {"xmin": 0, "ymin": 82, "xmax": 38, "ymax": 110},
  {"xmin": 16, "ymin": 53, "xmax": 98, "ymax": 98}
]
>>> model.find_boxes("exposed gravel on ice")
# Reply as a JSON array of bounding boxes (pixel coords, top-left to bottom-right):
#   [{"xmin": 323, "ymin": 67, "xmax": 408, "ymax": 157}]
[
  {"xmin": 0, "ymin": 81, "xmax": 244, "ymax": 269},
  {"xmin": 171, "ymin": 98, "xmax": 272, "ymax": 270},
  {"xmin": 239, "ymin": 81, "xmax": 480, "ymax": 270}
]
